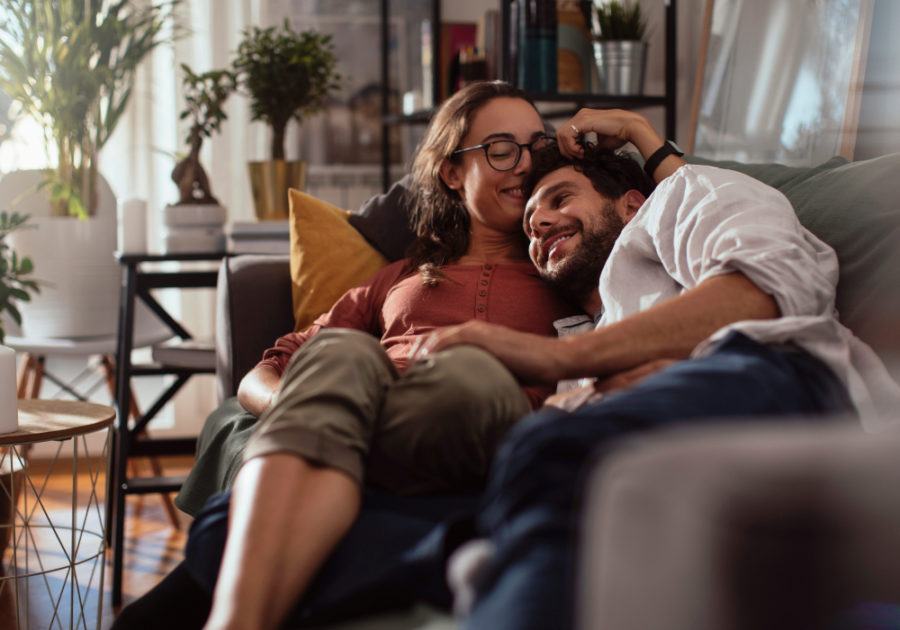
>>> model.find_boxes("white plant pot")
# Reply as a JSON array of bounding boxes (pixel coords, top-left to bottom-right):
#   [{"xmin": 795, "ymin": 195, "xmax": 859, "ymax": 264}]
[{"xmin": 1, "ymin": 170, "xmax": 121, "ymax": 339}]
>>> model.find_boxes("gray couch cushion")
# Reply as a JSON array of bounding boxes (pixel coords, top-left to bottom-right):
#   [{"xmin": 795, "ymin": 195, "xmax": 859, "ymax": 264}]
[
  {"xmin": 216, "ymin": 255, "xmax": 295, "ymax": 403},
  {"xmin": 348, "ymin": 175, "xmax": 417, "ymax": 262},
  {"xmin": 686, "ymin": 153, "xmax": 900, "ymax": 358}
]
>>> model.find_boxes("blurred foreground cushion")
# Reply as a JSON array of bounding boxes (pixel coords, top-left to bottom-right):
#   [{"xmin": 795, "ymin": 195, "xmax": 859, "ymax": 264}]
[{"xmin": 289, "ymin": 189, "xmax": 390, "ymax": 333}]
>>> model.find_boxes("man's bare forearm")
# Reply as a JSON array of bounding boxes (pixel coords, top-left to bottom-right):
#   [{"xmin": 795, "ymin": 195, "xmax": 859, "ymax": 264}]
[
  {"xmin": 557, "ymin": 272, "xmax": 779, "ymax": 381},
  {"xmin": 411, "ymin": 272, "xmax": 779, "ymax": 385},
  {"xmin": 237, "ymin": 365, "xmax": 281, "ymax": 418}
]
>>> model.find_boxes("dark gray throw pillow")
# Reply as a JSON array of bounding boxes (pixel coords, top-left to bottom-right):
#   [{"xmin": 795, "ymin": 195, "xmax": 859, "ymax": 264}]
[
  {"xmin": 348, "ymin": 175, "xmax": 417, "ymax": 263},
  {"xmin": 687, "ymin": 153, "xmax": 900, "ymax": 357}
]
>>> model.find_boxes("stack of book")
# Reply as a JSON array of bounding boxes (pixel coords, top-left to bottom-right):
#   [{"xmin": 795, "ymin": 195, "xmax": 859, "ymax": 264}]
[{"xmin": 230, "ymin": 221, "xmax": 290, "ymax": 255}]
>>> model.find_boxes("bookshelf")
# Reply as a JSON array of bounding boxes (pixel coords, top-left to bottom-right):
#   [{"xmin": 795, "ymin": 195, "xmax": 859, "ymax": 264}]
[
  {"xmin": 379, "ymin": 0, "xmax": 678, "ymax": 192},
  {"xmin": 501, "ymin": 0, "xmax": 678, "ymax": 140},
  {"xmin": 380, "ymin": 0, "xmax": 442, "ymax": 191}
]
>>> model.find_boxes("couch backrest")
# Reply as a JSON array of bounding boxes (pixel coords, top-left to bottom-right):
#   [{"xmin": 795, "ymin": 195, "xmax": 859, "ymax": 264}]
[
  {"xmin": 686, "ymin": 154, "xmax": 900, "ymax": 362},
  {"xmin": 216, "ymin": 255, "xmax": 295, "ymax": 403}
]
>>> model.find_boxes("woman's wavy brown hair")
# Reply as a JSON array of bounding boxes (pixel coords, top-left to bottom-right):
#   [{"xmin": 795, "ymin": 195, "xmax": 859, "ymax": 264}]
[{"xmin": 405, "ymin": 81, "xmax": 538, "ymax": 285}]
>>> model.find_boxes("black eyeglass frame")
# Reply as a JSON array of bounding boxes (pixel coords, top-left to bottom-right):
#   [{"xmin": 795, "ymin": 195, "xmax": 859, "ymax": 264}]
[{"xmin": 451, "ymin": 136, "xmax": 556, "ymax": 172}]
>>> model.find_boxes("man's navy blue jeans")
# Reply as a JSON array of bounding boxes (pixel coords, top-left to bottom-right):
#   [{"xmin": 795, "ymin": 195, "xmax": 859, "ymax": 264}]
[{"xmin": 465, "ymin": 332, "xmax": 854, "ymax": 630}]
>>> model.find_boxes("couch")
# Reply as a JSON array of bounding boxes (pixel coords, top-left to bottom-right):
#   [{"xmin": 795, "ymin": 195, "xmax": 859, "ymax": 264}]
[{"xmin": 211, "ymin": 152, "xmax": 900, "ymax": 629}]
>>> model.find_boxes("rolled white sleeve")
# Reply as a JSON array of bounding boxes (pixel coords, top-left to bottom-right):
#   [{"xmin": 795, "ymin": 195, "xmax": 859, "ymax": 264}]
[{"xmin": 647, "ymin": 167, "xmax": 839, "ymax": 319}]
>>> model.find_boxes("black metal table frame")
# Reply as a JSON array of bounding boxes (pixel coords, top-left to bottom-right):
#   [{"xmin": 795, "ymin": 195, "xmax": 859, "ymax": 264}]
[{"xmin": 108, "ymin": 252, "xmax": 226, "ymax": 606}]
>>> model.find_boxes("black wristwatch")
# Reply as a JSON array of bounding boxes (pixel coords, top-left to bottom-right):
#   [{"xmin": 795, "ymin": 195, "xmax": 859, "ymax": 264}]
[{"xmin": 643, "ymin": 140, "xmax": 684, "ymax": 178}]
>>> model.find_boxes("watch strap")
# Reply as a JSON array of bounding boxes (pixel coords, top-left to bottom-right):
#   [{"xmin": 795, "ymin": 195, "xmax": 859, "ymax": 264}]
[{"xmin": 643, "ymin": 140, "xmax": 684, "ymax": 178}]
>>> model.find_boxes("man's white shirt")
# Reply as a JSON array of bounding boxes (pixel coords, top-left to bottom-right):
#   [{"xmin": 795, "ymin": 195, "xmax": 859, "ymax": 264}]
[{"xmin": 555, "ymin": 165, "xmax": 900, "ymax": 431}]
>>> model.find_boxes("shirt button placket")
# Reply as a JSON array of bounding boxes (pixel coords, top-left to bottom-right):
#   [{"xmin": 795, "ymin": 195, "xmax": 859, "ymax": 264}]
[{"xmin": 476, "ymin": 265, "xmax": 491, "ymax": 320}]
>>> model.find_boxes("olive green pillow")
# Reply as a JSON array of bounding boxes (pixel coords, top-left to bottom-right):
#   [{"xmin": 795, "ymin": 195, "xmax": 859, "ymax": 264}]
[{"xmin": 685, "ymin": 153, "xmax": 900, "ymax": 357}]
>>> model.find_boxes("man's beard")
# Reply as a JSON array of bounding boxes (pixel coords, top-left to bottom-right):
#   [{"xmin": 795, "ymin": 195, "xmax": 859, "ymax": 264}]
[{"xmin": 539, "ymin": 201, "xmax": 625, "ymax": 307}]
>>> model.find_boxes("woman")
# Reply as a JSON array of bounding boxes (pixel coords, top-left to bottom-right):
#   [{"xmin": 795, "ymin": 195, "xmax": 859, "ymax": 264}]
[{"xmin": 201, "ymin": 81, "xmax": 581, "ymax": 630}]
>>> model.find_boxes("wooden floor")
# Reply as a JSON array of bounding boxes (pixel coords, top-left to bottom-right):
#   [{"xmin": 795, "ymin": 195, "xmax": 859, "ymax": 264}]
[{"xmin": 1, "ymin": 456, "xmax": 194, "ymax": 629}]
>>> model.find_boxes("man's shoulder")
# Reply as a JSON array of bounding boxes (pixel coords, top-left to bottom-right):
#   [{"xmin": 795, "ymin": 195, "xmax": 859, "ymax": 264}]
[{"xmin": 651, "ymin": 164, "xmax": 786, "ymax": 209}]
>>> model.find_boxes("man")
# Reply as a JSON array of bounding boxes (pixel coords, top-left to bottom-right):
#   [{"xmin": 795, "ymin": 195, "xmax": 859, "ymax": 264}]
[{"xmin": 412, "ymin": 109, "xmax": 900, "ymax": 629}]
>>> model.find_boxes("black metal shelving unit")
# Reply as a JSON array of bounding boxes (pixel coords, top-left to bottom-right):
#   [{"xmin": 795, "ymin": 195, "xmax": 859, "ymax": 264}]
[
  {"xmin": 380, "ymin": 0, "xmax": 677, "ymax": 192},
  {"xmin": 107, "ymin": 251, "xmax": 227, "ymax": 606},
  {"xmin": 380, "ymin": 0, "xmax": 442, "ymax": 192},
  {"xmin": 501, "ymin": 0, "xmax": 678, "ymax": 140}
]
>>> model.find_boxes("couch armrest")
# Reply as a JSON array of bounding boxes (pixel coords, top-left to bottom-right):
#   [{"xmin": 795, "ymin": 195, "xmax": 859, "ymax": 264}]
[{"xmin": 216, "ymin": 255, "xmax": 295, "ymax": 404}]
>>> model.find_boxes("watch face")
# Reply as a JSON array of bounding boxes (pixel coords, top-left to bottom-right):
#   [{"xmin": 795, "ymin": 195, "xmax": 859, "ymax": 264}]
[{"xmin": 667, "ymin": 140, "xmax": 684, "ymax": 155}]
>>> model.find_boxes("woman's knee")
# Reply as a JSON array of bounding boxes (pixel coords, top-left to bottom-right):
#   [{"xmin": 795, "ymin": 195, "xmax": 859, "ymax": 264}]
[
  {"xmin": 282, "ymin": 328, "xmax": 392, "ymax": 384},
  {"xmin": 421, "ymin": 345, "xmax": 527, "ymax": 410}
]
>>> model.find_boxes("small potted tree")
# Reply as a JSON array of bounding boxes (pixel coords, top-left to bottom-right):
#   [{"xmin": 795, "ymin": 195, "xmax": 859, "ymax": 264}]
[
  {"xmin": 163, "ymin": 65, "xmax": 237, "ymax": 253},
  {"xmin": 234, "ymin": 19, "xmax": 341, "ymax": 220},
  {"xmin": 592, "ymin": 0, "xmax": 650, "ymax": 95}
]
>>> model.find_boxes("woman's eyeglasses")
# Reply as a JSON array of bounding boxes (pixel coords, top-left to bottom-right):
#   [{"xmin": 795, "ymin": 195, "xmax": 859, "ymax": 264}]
[{"xmin": 452, "ymin": 136, "xmax": 557, "ymax": 171}]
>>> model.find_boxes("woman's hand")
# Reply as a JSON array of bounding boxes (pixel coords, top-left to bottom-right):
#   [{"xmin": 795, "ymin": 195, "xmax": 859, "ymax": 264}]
[
  {"xmin": 408, "ymin": 321, "xmax": 568, "ymax": 385},
  {"xmin": 558, "ymin": 109, "xmax": 664, "ymax": 161}
]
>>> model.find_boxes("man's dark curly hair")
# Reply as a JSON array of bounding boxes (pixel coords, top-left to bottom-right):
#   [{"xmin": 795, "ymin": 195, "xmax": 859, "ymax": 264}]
[{"xmin": 524, "ymin": 144, "xmax": 656, "ymax": 201}]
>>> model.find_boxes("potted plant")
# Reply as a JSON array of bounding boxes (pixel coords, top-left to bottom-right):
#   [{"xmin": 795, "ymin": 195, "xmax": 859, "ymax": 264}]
[
  {"xmin": 0, "ymin": 211, "xmax": 38, "ymax": 343},
  {"xmin": 592, "ymin": 0, "xmax": 650, "ymax": 95},
  {"xmin": 163, "ymin": 64, "xmax": 237, "ymax": 253},
  {"xmin": 0, "ymin": 0, "xmax": 180, "ymax": 338},
  {"xmin": 234, "ymin": 19, "xmax": 341, "ymax": 220}
]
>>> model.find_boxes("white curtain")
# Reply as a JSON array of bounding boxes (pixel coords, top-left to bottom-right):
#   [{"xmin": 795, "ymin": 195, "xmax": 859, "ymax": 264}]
[
  {"xmin": 99, "ymin": 0, "xmax": 272, "ymax": 433},
  {"xmin": 101, "ymin": 0, "xmax": 272, "ymax": 249}
]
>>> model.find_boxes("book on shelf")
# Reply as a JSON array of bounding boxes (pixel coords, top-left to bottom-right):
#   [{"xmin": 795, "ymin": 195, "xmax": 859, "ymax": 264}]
[
  {"xmin": 440, "ymin": 23, "xmax": 478, "ymax": 100},
  {"xmin": 518, "ymin": 0, "xmax": 558, "ymax": 93},
  {"xmin": 477, "ymin": 10, "xmax": 503, "ymax": 81},
  {"xmin": 422, "ymin": 20, "xmax": 434, "ymax": 110},
  {"xmin": 152, "ymin": 337, "xmax": 216, "ymax": 370},
  {"xmin": 557, "ymin": 0, "xmax": 594, "ymax": 93}
]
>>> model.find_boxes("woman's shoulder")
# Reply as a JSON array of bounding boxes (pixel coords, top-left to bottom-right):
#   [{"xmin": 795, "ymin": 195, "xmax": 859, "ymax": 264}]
[{"xmin": 365, "ymin": 259, "xmax": 417, "ymax": 285}]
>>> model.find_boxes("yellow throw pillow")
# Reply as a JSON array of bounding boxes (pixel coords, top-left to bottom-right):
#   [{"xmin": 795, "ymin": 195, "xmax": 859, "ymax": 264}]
[{"xmin": 289, "ymin": 189, "xmax": 391, "ymax": 333}]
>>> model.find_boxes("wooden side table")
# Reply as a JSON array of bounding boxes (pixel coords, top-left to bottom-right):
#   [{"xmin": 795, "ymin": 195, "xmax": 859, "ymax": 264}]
[{"xmin": 0, "ymin": 400, "xmax": 115, "ymax": 629}]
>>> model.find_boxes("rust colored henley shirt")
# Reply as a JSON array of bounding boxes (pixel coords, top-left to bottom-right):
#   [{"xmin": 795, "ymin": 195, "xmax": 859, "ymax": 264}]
[{"xmin": 257, "ymin": 260, "xmax": 582, "ymax": 409}]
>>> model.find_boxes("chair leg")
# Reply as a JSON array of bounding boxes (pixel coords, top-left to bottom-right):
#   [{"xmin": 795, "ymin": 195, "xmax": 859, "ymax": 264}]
[
  {"xmin": 101, "ymin": 355, "xmax": 181, "ymax": 530},
  {"xmin": 29, "ymin": 356, "xmax": 44, "ymax": 399},
  {"xmin": 16, "ymin": 353, "xmax": 34, "ymax": 399}
]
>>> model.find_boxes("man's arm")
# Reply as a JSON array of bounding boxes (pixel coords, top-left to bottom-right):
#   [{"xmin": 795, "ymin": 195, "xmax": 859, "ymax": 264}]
[
  {"xmin": 558, "ymin": 109, "xmax": 686, "ymax": 183},
  {"xmin": 237, "ymin": 365, "xmax": 281, "ymax": 418},
  {"xmin": 410, "ymin": 271, "xmax": 778, "ymax": 385}
]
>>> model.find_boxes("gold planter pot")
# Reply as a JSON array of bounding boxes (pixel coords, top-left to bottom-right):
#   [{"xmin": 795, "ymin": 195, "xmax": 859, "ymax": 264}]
[{"xmin": 248, "ymin": 160, "xmax": 308, "ymax": 220}]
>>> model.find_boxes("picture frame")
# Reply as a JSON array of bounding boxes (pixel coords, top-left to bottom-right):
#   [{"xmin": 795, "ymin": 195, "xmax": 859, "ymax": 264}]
[{"xmin": 687, "ymin": 0, "xmax": 875, "ymax": 165}]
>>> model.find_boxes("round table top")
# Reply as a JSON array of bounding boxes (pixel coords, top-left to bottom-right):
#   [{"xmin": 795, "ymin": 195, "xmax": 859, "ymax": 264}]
[{"xmin": 0, "ymin": 399, "xmax": 116, "ymax": 446}]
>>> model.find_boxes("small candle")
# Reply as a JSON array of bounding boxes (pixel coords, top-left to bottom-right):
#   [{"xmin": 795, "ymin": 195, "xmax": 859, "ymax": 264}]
[
  {"xmin": 117, "ymin": 197, "xmax": 148, "ymax": 254},
  {"xmin": 0, "ymin": 346, "xmax": 18, "ymax": 434}
]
